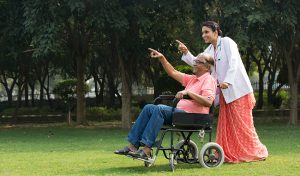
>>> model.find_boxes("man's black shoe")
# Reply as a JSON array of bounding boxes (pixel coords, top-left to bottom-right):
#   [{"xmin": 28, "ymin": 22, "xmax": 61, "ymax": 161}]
[{"xmin": 128, "ymin": 149, "xmax": 152, "ymax": 160}]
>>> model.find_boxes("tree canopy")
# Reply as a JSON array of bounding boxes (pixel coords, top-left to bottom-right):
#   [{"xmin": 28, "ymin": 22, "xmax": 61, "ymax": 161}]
[{"xmin": 0, "ymin": 0, "xmax": 299, "ymax": 126}]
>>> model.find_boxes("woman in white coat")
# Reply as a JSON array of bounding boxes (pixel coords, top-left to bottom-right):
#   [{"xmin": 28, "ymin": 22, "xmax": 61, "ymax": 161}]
[{"xmin": 178, "ymin": 21, "xmax": 268, "ymax": 163}]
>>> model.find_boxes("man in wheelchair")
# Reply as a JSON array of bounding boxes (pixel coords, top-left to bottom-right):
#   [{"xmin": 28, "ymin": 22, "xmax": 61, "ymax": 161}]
[{"xmin": 114, "ymin": 48, "xmax": 216, "ymax": 161}]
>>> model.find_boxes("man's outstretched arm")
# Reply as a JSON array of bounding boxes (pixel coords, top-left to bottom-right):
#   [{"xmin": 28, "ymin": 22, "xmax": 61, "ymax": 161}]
[{"xmin": 148, "ymin": 48, "xmax": 184, "ymax": 84}]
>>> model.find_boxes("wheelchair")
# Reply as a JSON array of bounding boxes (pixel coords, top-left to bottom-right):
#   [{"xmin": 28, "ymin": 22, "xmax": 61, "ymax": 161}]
[{"xmin": 128, "ymin": 95, "xmax": 224, "ymax": 172}]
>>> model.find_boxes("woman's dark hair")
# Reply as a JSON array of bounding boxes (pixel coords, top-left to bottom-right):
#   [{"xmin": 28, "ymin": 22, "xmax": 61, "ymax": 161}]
[{"xmin": 202, "ymin": 21, "xmax": 223, "ymax": 36}]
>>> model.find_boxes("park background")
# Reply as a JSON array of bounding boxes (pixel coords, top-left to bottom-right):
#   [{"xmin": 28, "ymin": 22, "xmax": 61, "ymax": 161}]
[{"xmin": 0, "ymin": 0, "xmax": 300, "ymax": 175}]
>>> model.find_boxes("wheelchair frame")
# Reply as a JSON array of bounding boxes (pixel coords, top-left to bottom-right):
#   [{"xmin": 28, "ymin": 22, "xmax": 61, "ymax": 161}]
[{"xmin": 128, "ymin": 95, "xmax": 224, "ymax": 171}]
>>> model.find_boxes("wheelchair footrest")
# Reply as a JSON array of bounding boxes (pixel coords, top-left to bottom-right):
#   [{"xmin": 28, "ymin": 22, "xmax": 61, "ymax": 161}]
[{"xmin": 125, "ymin": 154, "xmax": 155, "ymax": 164}]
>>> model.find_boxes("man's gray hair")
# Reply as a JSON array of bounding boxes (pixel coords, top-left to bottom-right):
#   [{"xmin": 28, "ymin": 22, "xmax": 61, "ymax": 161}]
[
  {"xmin": 195, "ymin": 53, "xmax": 214, "ymax": 73},
  {"xmin": 196, "ymin": 53, "xmax": 214, "ymax": 66}
]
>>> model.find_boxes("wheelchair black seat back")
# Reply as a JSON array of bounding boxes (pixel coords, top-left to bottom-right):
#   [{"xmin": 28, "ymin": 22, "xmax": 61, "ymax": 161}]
[
  {"xmin": 156, "ymin": 94, "xmax": 213, "ymax": 129},
  {"xmin": 139, "ymin": 94, "xmax": 224, "ymax": 171},
  {"xmin": 172, "ymin": 112, "xmax": 213, "ymax": 130}
]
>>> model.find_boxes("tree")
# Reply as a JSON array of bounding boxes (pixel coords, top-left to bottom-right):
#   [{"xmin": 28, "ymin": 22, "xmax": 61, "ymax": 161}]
[
  {"xmin": 0, "ymin": 0, "xmax": 31, "ymax": 107},
  {"xmin": 271, "ymin": 0, "xmax": 300, "ymax": 124},
  {"xmin": 267, "ymin": 44, "xmax": 286, "ymax": 107},
  {"xmin": 24, "ymin": 0, "xmax": 104, "ymax": 125},
  {"xmin": 53, "ymin": 79, "xmax": 89, "ymax": 124}
]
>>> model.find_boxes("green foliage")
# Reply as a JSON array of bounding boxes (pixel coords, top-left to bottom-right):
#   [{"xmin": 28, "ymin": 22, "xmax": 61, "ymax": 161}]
[
  {"xmin": 277, "ymin": 64, "xmax": 288, "ymax": 85},
  {"xmin": 154, "ymin": 75, "xmax": 182, "ymax": 95},
  {"xmin": 277, "ymin": 90, "xmax": 290, "ymax": 108},
  {"xmin": 130, "ymin": 106, "xmax": 142, "ymax": 121},
  {"xmin": 154, "ymin": 65, "xmax": 193, "ymax": 95},
  {"xmin": 175, "ymin": 65, "xmax": 194, "ymax": 74},
  {"xmin": 53, "ymin": 79, "xmax": 90, "ymax": 103},
  {"xmin": 86, "ymin": 107, "xmax": 121, "ymax": 121},
  {"xmin": 0, "ymin": 0, "xmax": 299, "ymax": 114},
  {"xmin": 86, "ymin": 106, "xmax": 141, "ymax": 121},
  {"xmin": 254, "ymin": 89, "xmax": 290, "ymax": 109}
]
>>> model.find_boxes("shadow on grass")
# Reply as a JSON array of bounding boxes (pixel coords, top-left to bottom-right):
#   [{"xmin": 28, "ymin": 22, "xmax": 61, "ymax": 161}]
[{"xmin": 80, "ymin": 162, "xmax": 208, "ymax": 175}]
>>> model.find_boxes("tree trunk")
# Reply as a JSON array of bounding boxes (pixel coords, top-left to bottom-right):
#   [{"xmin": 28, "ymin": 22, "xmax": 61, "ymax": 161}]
[
  {"xmin": 120, "ymin": 58, "xmax": 132, "ymax": 129},
  {"xmin": 94, "ymin": 77, "xmax": 99, "ymax": 104},
  {"xmin": 45, "ymin": 74, "xmax": 52, "ymax": 107},
  {"xmin": 3, "ymin": 86, "xmax": 13, "ymax": 107},
  {"xmin": 28, "ymin": 82, "xmax": 35, "ymax": 106},
  {"xmin": 39, "ymin": 81, "xmax": 44, "ymax": 106},
  {"xmin": 76, "ymin": 55, "xmax": 87, "ymax": 125},
  {"xmin": 24, "ymin": 83, "xmax": 29, "ymax": 107},
  {"xmin": 114, "ymin": 31, "xmax": 132, "ymax": 128},
  {"xmin": 17, "ymin": 83, "xmax": 23, "ymax": 108},
  {"xmin": 267, "ymin": 51, "xmax": 279, "ymax": 106},
  {"xmin": 7, "ymin": 90, "xmax": 13, "ymax": 106},
  {"xmin": 289, "ymin": 82, "xmax": 298, "ymax": 125},
  {"xmin": 99, "ymin": 76, "xmax": 105, "ymax": 106},
  {"xmin": 98, "ymin": 71, "xmax": 106, "ymax": 106},
  {"xmin": 267, "ymin": 71, "xmax": 276, "ymax": 105},
  {"xmin": 107, "ymin": 74, "xmax": 116, "ymax": 107},
  {"xmin": 257, "ymin": 72, "xmax": 264, "ymax": 109},
  {"xmin": 285, "ymin": 46, "xmax": 299, "ymax": 125},
  {"xmin": 1, "ymin": 76, "xmax": 17, "ymax": 107},
  {"xmin": 245, "ymin": 53, "xmax": 251, "ymax": 74},
  {"xmin": 254, "ymin": 58, "xmax": 264, "ymax": 109},
  {"xmin": 92, "ymin": 72, "xmax": 105, "ymax": 106}
]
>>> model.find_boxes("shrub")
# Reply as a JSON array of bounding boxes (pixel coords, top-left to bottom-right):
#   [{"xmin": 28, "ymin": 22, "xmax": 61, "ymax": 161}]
[
  {"xmin": 131, "ymin": 106, "xmax": 142, "ymax": 121},
  {"xmin": 53, "ymin": 79, "xmax": 90, "ymax": 104},
  {"xmin": 86, "ymin": 106, "xmax": 142, "ymax": 122},
  {"xmin": 1, "ymin": 106, "xmax": 56, "ymax": 116},
  {"xmin": 86, "ymin": 107, "xmax": 121, "ymax": 121},
  {"xmin": 154, "ymin": 65, "xmax": 192, "ymax": 95},
  {"xmin": 273, "ymin": 96, "xmax": 283, "ymax": 109},
  {"xmin": 278, "ymin": 90, "xmax": 290, "ymax": 108}
]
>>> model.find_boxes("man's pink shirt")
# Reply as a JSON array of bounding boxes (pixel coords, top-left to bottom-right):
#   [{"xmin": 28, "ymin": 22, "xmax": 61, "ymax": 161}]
[{"xmin": 176, "ymin": 72, "xmax": 217, "ymax": 114}]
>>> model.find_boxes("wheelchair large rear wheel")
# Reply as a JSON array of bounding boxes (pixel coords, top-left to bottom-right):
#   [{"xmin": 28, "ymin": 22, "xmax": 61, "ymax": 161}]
[
  {"xmin": 175, "ymin": 140, "xmax": 198, "ymax": 164},
  {"xmin": 199, "ymin": 142, "xmax": 224, "ymax": 168}
]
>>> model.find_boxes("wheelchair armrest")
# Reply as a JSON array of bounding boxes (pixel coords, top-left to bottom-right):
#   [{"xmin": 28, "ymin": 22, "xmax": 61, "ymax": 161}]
[
  {"xmin": 159, "ymin": 95, "xmax": 176, "ymax": 100},
  {"xmin": 182, "ymin": 95, "xmax": 191, "ymax": 99},
  {"xmin": 153, "ymin": 94, "xmax": 193, "ymax": 105},
  {"xmin": 153, "ymin": 95, "xmax": 175, "ymax": 104}
]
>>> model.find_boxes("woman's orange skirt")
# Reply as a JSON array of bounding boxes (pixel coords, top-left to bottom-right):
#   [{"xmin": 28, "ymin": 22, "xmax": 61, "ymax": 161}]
[{"xmin": 216, "ymin": 92, "xmax": 268, "ymax": 163}]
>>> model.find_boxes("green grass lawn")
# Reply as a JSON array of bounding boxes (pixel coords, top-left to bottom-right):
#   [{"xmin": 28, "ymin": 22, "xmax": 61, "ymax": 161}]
[{"xmin": 0, "ymin": 122, "xmax": 299, "ymax": 176}]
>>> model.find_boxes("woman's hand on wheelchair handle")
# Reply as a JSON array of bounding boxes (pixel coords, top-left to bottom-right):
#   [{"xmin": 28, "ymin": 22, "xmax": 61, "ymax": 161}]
[{"xmin": 219, "ymin": 82, "xmax": 229, "ymax": 89}]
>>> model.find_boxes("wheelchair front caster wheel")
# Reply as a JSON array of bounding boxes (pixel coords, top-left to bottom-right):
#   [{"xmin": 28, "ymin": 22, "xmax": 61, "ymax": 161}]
[
  {"xmin": 199, "ymin": 142, "xmax": 224, "ymax": 168},
  {"xmin": 169, "ymin": 153, "xmax": 175, "ymax": 172},
  {"xmin": 144, "ymin": 161, "xmax": 152, "ymax": 167}
]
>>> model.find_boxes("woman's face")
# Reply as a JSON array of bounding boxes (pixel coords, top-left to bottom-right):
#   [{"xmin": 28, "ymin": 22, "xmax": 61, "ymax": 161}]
[{"xmin": 202, "ymin": 26, "xmax": 218, "ymax": 44}]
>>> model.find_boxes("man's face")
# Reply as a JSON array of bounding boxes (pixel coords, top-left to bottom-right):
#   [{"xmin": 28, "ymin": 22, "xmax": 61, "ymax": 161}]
[{"xmin": 193, "ymin": 58, "xmax": 206, "ymax": 73}]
